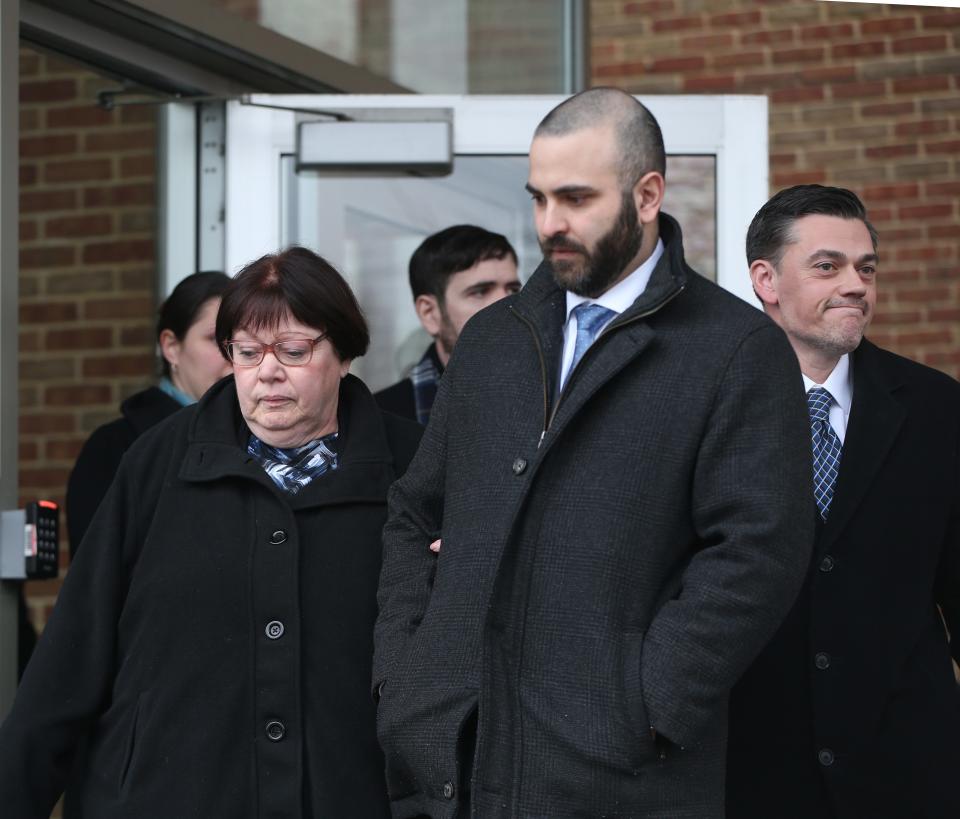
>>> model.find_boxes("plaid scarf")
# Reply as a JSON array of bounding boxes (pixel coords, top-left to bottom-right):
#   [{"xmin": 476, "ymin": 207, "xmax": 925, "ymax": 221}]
[
  {"xmin": 247, "ymin": 432, "xmax": 339, "ymax": 495},
  {"xmin": 410, "ymin": 345, "xmax": 444, "ymax": 426}
]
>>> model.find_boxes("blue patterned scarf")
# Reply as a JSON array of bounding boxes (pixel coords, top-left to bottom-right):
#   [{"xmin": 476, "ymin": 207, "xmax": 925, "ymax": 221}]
[
  {"xmin": 410, "ymin": 345, "xmax": 444, "ymax": 426},
  {"xmin": 247, "ymin": 432, "xmax": 339, "ymax": 495}
]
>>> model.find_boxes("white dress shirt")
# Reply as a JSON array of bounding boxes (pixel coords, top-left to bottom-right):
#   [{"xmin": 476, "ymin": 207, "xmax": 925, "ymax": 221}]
[
  {"xmin": 558, "ymin": 238, "xmax": 665, "ymax": 391},
  {"xmin": 802, "ymin": 353, "xmax": 853, "ymax": 444}
]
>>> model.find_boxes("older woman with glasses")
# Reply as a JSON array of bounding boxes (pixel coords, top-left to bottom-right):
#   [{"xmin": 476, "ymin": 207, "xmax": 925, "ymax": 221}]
[{"xmin": 0, "ymin": 247, "xmax": 422, "ymax": 819}]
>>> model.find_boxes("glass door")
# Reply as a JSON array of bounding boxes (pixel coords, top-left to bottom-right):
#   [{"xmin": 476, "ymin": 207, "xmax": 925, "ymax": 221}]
[{"xmin": 220, "ymin": 94, "xmax": 767, "ymax": 389}]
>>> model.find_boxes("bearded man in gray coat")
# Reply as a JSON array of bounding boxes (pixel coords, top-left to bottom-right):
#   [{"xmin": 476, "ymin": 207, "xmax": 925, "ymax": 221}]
[{"xmin": 373, "ymin": 87, "xmax": 814, "ymax": 819}]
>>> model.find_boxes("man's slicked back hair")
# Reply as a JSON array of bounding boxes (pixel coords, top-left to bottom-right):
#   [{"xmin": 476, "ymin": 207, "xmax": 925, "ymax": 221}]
[
  {"xmin": 746, "ymin": 184, "xmax": 879, "ymax": 269},
  {"xmin": 534, "ymin": 87, "xmax": 666, "ymax": 190},
  {"xmin": 409, "ymin": 224, "xmax": 518, "ymax": 302}
]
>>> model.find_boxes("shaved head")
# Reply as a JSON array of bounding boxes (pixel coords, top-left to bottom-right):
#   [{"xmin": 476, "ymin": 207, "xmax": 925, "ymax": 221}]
[{"xmin": 535, "ymin": 87, "xmax": 666, "ymax": 191}]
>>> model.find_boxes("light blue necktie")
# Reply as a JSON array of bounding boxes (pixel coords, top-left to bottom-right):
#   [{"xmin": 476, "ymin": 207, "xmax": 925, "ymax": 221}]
[
  {"xmin": 569, "ymin": 302, "xmax": 617, "ymax": 377},
  {"xmin": 807, "ymin": 387, "xmax": 843, "ymax": 520}
]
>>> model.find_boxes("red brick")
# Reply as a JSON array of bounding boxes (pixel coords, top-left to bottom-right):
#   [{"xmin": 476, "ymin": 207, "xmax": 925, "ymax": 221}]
[
  {"xmin": 772, "ymin": 170, "xmax": 827, "ymax": 187},
  {"xmin": 20, "ymin": 164, "xmax": 37, "ymax": 186},
  {"xmin": 46, "ymin": 105, "xmax": 114, "ymax": 128},
  {"xmin": 20, "ymin": 441, "xmax": 39, "ymax": 461},
  {"xmin": 47, "ymin": 327, "xmax": 114, "ymax": 350},
  {"xmin": 930, "ymin": 308, "xmax": 960, "ymax": 321},
  {"xmin": 44, "ymin": 158, "xmax": 112, "ymax": 184},
  {"xmin": 20, "ymin": 52, "xmax": 40, "ymax": 76},
  {"xmin": 927, "ymin": 139, "xmax": 960, "ymax": 155},
  {"xmin": 832, "ymin": 41, "xmax": 886, "ymax": 59},
  {"xmin": 20, "ymin": 220, "xmax": 37, "ymax": 241},
  {"xmin": 83, "ymin": 354, "xmax": 155, "ymax": 377},
  {"xmin": 922, "ymin": 12, "xmax": 960, "ymax": 29},
  {"xmin": 20, "ymin": 246, "xmax": 74, "ymax": 268},
  {"xmin": 894, "ymin": 119, "xmax": 950, "ymax": 137},
  {"xmin": 861, "ymin": 17, "xmax": 916, "ymax": 36},
  {"xmin": 929, "ymin": 224, "xmax": 960, "ymax": 239},
  {"xmin": 84, "ymin": 129, "xmax": 155, "ymax": 153},
  {"xmin": 896, "ymin": 331, "xmax": 953, "ymax": 346},
  {"xmin": 650, "ymin": 56, "xmax": 706, "ymax": 73},
  {"xmin": 45, "ymin": 440, "xmax": 85, "ymax": 461},
  {"xmin": 770, "ymin": 153, "xmax": 796, "ymax": 167},
  {"xmin": 82, "ymin": 240, "xmax": 154, "ymax": 265},
  {"xmin": 595, "ymin": 62, "xmax": 646, "ymax": 78},
  {"xmin": 19, "ymin": 302, "xmax": 78, "ymax": 323},
  {"xmin": 897, "ymin": 287, "xmax": 952, "ymax": 303},
  {"xmin": 20, "ymin": 468, "xmax": 72, "ymax": 490},
  {"xmin": 680, "ymin": 33, "xmax": 734, "ymax": 50},
  {"xmin": 624, "ymin": 0, "xmax": 675, "ymax": 14},
  {"xmin": 20, "ymin": 189, "xmax": 77, "ymax": 213},
  {"xmin": 871, "ymin": 310, "xmax": 922, "ymax": 326},
  {"xmin": 84, "ymin": 296, "xmax": 154, "ymax": 319},
  {"xmin": 926, "ymin": 181, "xmax": 960, "ymax": 197},
  {"xmin": 710, "ymin": 10, "xmax": 761, "ymax": 28},
  {"xmin": 771, "ymin": 86, "xmax": 824, "ymax": 104},
  {"xmin": 120, "ymin": 106, "xmax": 156, "ymax": 125},
  {"xmin": 891, "ymin": 35, "xmax": 949, "ymax": 55},
  {"xmin": 20, "ymin": 330, "xmax": 39, "ymax": 352},
  {"xmin": 893, "ymin": 75, "xmax": 952, "ymax": 94},
  {"xmin": 772, "ymin": 47, "xmax": 825, "ymax": 65},
  {"xmin": 895, "ymin": 246, "xmax": 954, "ymax": 262},
  {"xmin": 683, "ymin": 75, "xmax": 737, "ymax": 92},
  {"xmin": 862, "ymin": 182, "xmax": 920, "ymax": 201},
  {"xmin": 120, "ymin": 154, "xmax": 154, "ymax": 177},
  {"xmin": 45, "ymin": 385, "xmax": 113, "ymax": 406},
  {"xmin": 121, "ymin": 326, "xmax": 156, "ymax": 346},
  {"xmin": 19, "ymin": 414, "xmax": 76, "ymax": 434},
  {"xmin": 800, "ymin": 65, "xmax": 857, "ymax": 84},
  {"xmin": 801, "ymin": 23, "xmax": 855, "ymax": 41},
  {"xmin": 652, "ymin": 16, "xmax": 702, "ymax": 33},
  {"xmin": 83, "ymin": 184, "xmax": 154, "ymax": 207},
  {"xmin": 714, "ymin": 52, "xmax": 765, "ymax": 69},
  {"xmin": 19, "ymin": 134, "xmax": 77, "ymax": 158},
  {"xmin": 20, "ymin": 79, "xmax": 77, "ymax": 104},
  {"xmin": 45, "ymin": 213, "xmax": 113, "ymax": 239},
  {"xmin": 861, "ymin": 101, "xmax": 915, "ymax": 118},
  {"xmin": 832, "ymin": 81, "xmax": 886, "ymax": 100},
  {"xmin": 742, "ymin": 29, "xmax": 794, "ymax": 46}
]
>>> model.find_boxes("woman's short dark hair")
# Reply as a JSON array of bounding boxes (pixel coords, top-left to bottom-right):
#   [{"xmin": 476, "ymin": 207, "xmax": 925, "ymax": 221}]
[
  {"xmin": 216, "ymin": 246, "xmax": 369, "ymax": 362},
  {"xmin": 157, "ymin": 270, "xmax": 231, "ymax": 377}
]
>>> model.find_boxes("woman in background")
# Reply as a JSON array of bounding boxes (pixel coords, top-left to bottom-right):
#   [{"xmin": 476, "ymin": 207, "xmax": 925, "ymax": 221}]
[{"xmin": 66, "ymin": 271, "xmax": 231, "ymax": 556}]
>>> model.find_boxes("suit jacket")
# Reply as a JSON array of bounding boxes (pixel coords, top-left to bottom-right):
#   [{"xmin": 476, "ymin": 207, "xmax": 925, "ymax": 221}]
[
  {"xmin": 373, "ymin": 213, "xmax": 815, "ymax": 819},
  {"xmin": 727, "ymin": 339, "xmax": 960, "ymax": 819}
]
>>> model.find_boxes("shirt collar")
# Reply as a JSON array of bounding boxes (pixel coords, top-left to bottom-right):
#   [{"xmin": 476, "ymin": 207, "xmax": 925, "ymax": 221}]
[
  {"xmin": 802, "ymin": 353, "xmax": 852, "ymax": 415},
  {"xmin": 564, "ymin": 238, "xmax": 665, "ymax": 320}
]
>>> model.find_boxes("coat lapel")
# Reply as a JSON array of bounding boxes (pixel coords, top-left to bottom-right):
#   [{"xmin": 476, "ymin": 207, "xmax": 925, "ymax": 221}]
[{"xmin": 818, "ymin": 340, "xmax": 905, "ymax": 553}]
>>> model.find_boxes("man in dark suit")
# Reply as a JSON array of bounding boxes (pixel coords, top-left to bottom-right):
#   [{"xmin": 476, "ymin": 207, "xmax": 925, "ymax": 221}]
[
  {"xmin": 727, "ymin": 184, "xmax": 960, "ymax": 819},
  {"xmin": 374, "ymin": 225, "xmax": 520, "ymax": 424},
  {"xmin": 373, "ymin": 87, "xmax": 814, "ymax": 818}
]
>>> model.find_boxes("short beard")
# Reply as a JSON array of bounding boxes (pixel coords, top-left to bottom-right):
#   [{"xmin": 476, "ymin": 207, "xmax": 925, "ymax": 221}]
[
  {"xmin": 542, "ymin": 193, "xmax": 643, "ymax": 298},
  {"xmin": 435, "ymin": 307, "xmax": 458, "ymax": 361}
]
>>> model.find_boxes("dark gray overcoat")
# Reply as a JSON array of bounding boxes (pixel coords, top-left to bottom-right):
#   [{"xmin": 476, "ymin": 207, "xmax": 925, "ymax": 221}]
[
  {"xmin": 0, "ymin": 375, "xmax": 421, "ymax": 819},
  {"xmin": 373, "ymin": 214, "xmax": 816, "ymax": 819}
]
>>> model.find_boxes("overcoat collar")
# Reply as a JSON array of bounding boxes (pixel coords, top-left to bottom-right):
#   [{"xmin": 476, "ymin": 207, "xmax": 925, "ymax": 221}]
[
  {"xmin": 818, "ymin": 338, "xmax": 906, "ymax": 552},
  {"xmin": 509, "ymin": 212, "xmax": 689, "ymax": 443},
  {"xmin": 179, "ymin": 373, "xmax": 397, "ymax": 510}
]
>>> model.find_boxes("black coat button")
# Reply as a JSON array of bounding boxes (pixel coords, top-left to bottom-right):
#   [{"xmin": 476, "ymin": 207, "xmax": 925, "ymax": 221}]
[
  {"xmin": 819, "ymin": 555, "xmax": 835, "ymax": 572},
  {"xmin": 814, "ymin": 652, "xmax": 831, "ymax": 670},
  {"xmin": 269, "ymin": 529, "xmax": 287, "ymax": 545},
  {"xmin": 512, "ymin": 458, "xmax": 527, "ymax": 475},
  {"xmin": 265, "ymin": 620, "xmax": 285, "ymax": 640},
  {"xmin": 818, "ymin": 748, "xmax": 835, "ymax": 767},
  {"xmin": 265, "ymin": 720, "xmax": 285, "ymax": 741},
  {"xmin": 441, "ymin": 780, "xmax": 455, "ymax": 799}
]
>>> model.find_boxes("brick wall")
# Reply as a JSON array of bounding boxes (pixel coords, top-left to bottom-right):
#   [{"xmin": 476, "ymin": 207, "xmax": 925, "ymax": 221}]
[
  {"xmin": 19, "ymin": 46, "xmax": 158, "ymax": 627},
  {"xmin": 592, "ymin": 0, "xmax": 960, "ymax": 378}
]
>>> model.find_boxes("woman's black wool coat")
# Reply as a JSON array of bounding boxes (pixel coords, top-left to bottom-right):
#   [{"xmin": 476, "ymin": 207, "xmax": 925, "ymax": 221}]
[{"xmin": 0, "ymin": 374, "xmax": 421, "ymax": 819}]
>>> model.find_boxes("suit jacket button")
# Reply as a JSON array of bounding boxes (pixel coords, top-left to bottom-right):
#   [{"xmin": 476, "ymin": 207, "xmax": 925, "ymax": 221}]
[
  {"xmin": 442, "ymin": 780, "xmax": 455, "ymax": 799},
  {"xmin": 265, "ymin": 720, "xmax": 285, "ymax": 741},
  {"xmin": 265, "ymin": 620, "xmax": 285, "ymax": 640},
  {"xmin": 818, "ymin": 748, "xmax": 835, "ymax": 767},
  {"xmin": 269, "ymin": 529, "xmax": 287, "ymax": 545},
  {"xmin": 819, "ymin": 555, "xmax": 835, "ymax": 572},
  {"xmin": 814, "ymin": 652, "xmax": 831, "ymax": 670},
  {"xmin": 512, "ymin": 457, "xmax": 527, "ymax": 475}
]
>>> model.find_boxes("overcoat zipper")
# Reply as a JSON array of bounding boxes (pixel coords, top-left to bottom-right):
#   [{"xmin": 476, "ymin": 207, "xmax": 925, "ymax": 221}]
[{"xmin": 512, "ymin": 283, "xmax": 686, "ymax": 449}]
